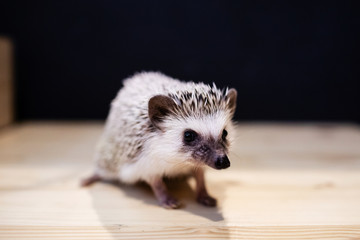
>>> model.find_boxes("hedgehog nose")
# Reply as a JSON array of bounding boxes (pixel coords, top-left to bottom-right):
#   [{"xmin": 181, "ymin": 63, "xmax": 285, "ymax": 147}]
[{"xmin": 215, "ymin": 155, "xmax": 230, "ymax": 169}]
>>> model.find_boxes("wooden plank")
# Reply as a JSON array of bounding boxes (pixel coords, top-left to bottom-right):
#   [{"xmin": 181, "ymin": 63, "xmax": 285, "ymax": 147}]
[
  {"xmin": 0, "ymin": 122, "xmax": 360, "ymax": 239},
  {"xmin": 0, "ymin": 37, "xmax": 13, "ymax": 127},
  {"xmin": 0, "ymin": 225, "xmax": 360, "ymax": 239}
]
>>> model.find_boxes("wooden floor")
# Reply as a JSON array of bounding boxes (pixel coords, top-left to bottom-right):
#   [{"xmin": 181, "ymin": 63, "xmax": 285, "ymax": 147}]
[{"xmin": 0, "ymin": 122, "xmax": 360, "ymax": 239}]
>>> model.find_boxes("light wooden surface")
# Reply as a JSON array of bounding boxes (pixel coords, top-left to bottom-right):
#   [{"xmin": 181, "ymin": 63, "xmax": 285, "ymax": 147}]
[
  {"xmin": 0, "ymin": 37, "xmax": 13, "ymax": 127},
  {"xmin": 0, "ymin": 122, "xmax": 360, "ymax": 239}
]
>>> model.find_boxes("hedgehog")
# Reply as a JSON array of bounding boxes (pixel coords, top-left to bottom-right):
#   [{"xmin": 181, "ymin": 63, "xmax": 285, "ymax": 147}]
[{"xmin": 82, "ymin": 72, "xmax": 237, "ymax": 209}]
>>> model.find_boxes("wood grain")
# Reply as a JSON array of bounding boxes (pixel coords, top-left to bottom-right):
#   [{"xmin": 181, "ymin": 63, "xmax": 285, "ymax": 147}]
[
  {"xmin": 0, "ymin": 122, "xmax": 360, "ymax": 239},
  {"xmin": 1, "ymin": 225, "xmax": 360, "ymax": 239}
]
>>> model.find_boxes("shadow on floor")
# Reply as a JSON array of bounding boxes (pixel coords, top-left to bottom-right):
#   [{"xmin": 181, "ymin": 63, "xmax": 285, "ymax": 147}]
[
  {"xmin": 122, "ymin": 178, "xmax": 225, "ymax": 222},
  {"xmin": 87, "ymin": 176, "xmax": 230, "ymax": 239}
]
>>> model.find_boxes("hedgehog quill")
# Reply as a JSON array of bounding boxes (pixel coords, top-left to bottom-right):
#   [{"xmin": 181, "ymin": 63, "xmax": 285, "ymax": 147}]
[{"xmin": 82, "ymin": 72, "xmax": 237, "ymax": 209}]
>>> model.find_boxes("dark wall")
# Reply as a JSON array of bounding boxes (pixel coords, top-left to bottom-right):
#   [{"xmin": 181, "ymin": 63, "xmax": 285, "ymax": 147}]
[{"xmin": 1, "ymin": 1, "xmax": 359, "ymax": 121}]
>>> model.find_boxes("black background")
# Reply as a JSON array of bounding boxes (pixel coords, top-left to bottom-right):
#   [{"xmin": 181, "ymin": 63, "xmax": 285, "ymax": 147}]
[{"xmin": 1, "ymin": 0, "xmax": 359, "ymax": 122}]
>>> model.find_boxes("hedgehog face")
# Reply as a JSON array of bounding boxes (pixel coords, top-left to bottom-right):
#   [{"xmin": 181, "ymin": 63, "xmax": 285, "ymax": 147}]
[
  {"xmin": 148, "ymin": 88, "xmax": 237, "ymax": 170},
  {"xmin": 181, "ymin": 127, "xmax": 230, "ymax": 169},
  {"xmin": 148, "ymin": 111, "xmax": 233, "ymax": 170},
  {"xmin": 171, "ymin": 109, "xmax": 233, "ymax": 169}
]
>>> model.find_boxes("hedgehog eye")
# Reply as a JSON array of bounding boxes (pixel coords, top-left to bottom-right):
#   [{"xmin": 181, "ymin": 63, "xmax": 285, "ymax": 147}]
[
  {"xmin": 222, "ymin": 129, "xmax": 228, "ymax": 140},
  {"xmin": 184, "ymin": 130, "xmax": 197, "ymax": 143}
]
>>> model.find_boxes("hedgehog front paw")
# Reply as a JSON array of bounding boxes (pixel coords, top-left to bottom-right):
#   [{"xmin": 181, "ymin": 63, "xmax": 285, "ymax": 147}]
[
  {"xmin": 197, "ymin": 194, "xmax": 217, "ymax": 207},
  {"xmin": 160, "ymin": 196, "xmax": 181, "ymax": 209}
]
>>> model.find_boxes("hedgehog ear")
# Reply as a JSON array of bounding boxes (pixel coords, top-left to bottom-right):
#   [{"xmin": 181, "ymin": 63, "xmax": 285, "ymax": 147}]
[
  {"xmin": 226, "ymin": 88, "xmax": 237, "ymax": 117},
  {"xmin": 148, "ymin": 95, "xmax": 177, "ymax": 129}
]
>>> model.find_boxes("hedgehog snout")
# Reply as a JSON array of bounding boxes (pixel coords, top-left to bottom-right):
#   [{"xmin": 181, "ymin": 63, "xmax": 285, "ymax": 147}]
[{"xmin": 214, "ymin": 155, "xmax": 230, "ymax": 169}]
